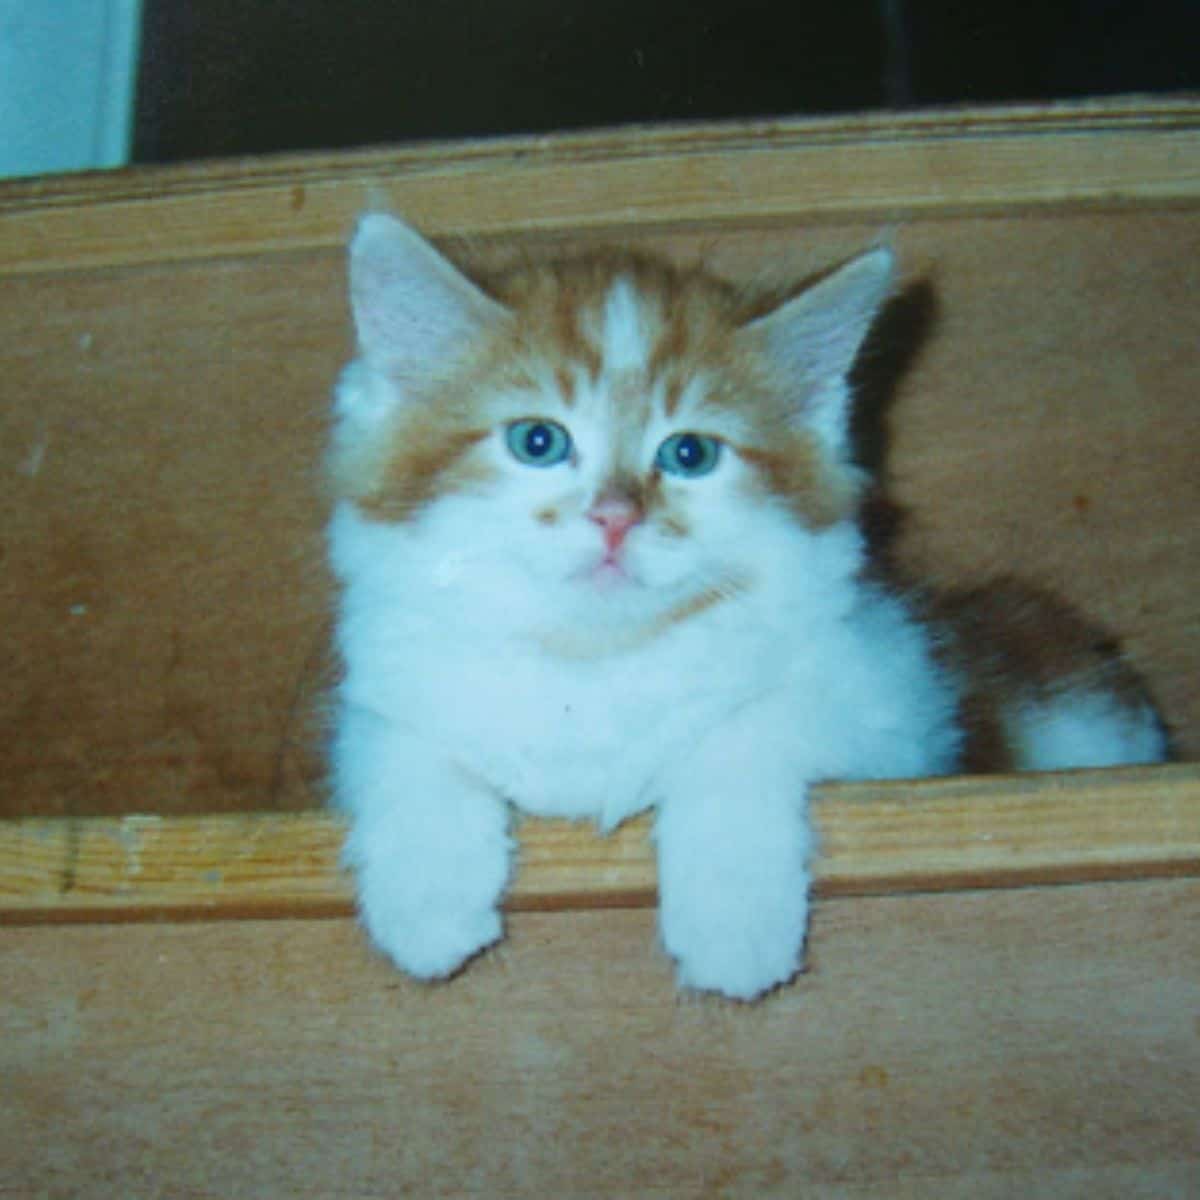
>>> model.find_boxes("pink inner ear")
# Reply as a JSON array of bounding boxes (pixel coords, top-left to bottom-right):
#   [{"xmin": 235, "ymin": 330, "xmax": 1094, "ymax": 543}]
[{"xmin": 350, "ymin": 214, "xmax": 508, "ymax": 376}]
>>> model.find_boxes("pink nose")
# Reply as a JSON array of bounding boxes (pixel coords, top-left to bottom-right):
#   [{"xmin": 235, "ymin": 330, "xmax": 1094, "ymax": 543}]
[{"xmin": 588, "ymin": 497, "xmax": 641, "ymax": 554}]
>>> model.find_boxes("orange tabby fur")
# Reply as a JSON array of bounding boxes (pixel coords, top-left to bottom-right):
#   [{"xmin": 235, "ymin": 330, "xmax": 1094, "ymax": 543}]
[{"xmin": 333, "ymin": 249, "xmax": 856, "ymax": 532}]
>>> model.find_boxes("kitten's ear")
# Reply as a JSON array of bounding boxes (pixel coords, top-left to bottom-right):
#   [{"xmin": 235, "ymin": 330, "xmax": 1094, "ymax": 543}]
[
  {"xmin": 741, "ymin": 247, "xmax": 894, "ymax": 457},
  {"xmin": 349, "ymin": 213, "xmax": 508, "ymax": 382}
]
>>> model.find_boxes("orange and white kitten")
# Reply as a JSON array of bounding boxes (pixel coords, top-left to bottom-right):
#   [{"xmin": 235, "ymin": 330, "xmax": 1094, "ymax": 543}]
[{"xmin": 327, "ymin": 215, "xmax": 1168, "ymax": 1000}]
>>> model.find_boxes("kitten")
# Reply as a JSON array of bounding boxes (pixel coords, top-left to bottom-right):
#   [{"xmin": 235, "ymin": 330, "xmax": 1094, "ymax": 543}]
[{"xmin": 327, "ymin": 214, "xmax": 1169, "ymax": 1000}]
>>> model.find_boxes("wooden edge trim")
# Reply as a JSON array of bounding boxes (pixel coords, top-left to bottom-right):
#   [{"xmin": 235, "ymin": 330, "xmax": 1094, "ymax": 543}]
[
  {"xmin": 2, "ymin": 98, "xmax": 1199, "ymax": 278},
  {"xmin": 2, "ymin": 764, "xmax": 1197, "ymax": 924}
]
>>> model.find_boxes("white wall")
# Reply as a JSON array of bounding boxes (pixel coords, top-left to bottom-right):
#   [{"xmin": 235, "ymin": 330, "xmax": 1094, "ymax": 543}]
[{"xmin": 0, "ymin": 0, "xmax": 142, "ymax": 179}]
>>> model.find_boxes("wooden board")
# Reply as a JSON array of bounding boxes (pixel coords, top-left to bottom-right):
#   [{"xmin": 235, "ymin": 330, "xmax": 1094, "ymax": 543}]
[
  {"xmin": 3, "ymin": 766, "xmax": 1199, "ymax": 922},
  {"xmin": 3, "ymin": 98, "xmax": 1199, "ymax": 277},
  {"xmin": 4, "ymin": 881, "xmax": 1198, "ymax": 1197}
]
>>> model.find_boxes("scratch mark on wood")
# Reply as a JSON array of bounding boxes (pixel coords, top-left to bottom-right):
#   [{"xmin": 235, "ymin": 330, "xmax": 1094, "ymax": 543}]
[{"xmin": 59, "ymin": 820, "xmax": 81, "ymax": 896}]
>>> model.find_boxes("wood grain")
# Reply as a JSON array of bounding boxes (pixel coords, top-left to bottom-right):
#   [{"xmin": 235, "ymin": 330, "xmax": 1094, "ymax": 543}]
[
  {"xmin": 3, "ymin": 765, "xmax": 1197, "ymax": 923},
  {"xmin": 4, "ymin": 881, "xmax": 1197, "ymax": 1196},
  {"xmin": 1, "ymin": 98, "xmax": 1199, "ymax": 277}
]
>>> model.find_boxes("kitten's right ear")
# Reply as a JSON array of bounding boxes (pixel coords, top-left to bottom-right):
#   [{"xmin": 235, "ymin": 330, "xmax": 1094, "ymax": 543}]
[{"xmin": 349, "ymin": 214, "xmax": 508, "ymax": 382}]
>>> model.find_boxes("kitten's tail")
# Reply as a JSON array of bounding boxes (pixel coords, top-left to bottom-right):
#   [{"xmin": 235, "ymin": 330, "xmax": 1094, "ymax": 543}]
[{"xmin": 929, "ymin": 580, "xmax": 1172, "ymax": 773}]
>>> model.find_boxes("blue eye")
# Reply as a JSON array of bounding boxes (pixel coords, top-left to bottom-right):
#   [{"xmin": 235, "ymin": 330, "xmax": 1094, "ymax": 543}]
[
  {"xmin": 655, "ymin": 432, "xmax": 722, "ymax": 478},
  {"xmin": 506, "ymin": 419, "xmax": 572, "ymax": 467}
]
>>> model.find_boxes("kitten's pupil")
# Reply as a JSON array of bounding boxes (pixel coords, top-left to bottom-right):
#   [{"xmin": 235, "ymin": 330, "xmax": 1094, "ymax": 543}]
[
  {"xmin": 675, "ymin": 435, "xmax": 704, "ymax": 469},
  {"xmin": 525, "ymin": 424, "xmax": 555, "ymax": 457}
]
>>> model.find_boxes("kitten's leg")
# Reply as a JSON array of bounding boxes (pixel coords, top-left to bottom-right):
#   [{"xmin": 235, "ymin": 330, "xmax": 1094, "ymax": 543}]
[
  {"xmin": 654, "ymin": 704, "xmax": 814, "ymax": 1001},
  {"xmin": 335, "ymin": 705, "xmax": 512, "ymax": 980}
]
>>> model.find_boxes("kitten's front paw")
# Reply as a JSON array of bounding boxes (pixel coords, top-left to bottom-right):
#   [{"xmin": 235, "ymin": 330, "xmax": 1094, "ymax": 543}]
[
  {"xmin": 659, "ymin": 883, "xmax": 808, "ymax": 1002},
  {"xmin": 336, "ymin": 746, "xmax": 512, "ymax": 981},
  {"xmin": 359, "ymin": 883, "xmax": 503, "ymax": 981}
]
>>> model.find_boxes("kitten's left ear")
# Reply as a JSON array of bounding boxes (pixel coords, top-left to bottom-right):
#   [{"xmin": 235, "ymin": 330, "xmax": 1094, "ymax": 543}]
[
  {"xmin": 741, "ymin": 247, "xmax": 894, "ymax": 457},
  {"xmin": 349, "ymin": 213, "xmax": 509, "ymax": 385}
]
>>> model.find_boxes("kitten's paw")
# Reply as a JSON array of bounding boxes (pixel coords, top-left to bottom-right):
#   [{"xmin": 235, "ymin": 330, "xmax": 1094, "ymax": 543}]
[
  {"xmin": 338, "ymin": 762, "xmax": 512, "ymax": 982},
  {"xmin": 667, "ymin": 928, "xmax": 805, "ymax": 1002},
  {"xmin": 660, "ymin": 886, "xmax": 808, "ymax": 1002},
  {"xmin": 359, "ymin": 891, "xmax": 503, "ymax": 981}
]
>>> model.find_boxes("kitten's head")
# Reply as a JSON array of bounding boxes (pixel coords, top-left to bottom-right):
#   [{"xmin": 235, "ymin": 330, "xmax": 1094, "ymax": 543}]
[{"xmin": 330, "ymin": 215, "xmax": 892, "ymax": 646}]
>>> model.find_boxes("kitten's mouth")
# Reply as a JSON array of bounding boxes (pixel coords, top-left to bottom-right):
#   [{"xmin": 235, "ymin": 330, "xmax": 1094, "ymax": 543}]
[
  {"xmin": 594, "ymin": 560, "xmax": 633, "ymax": 587},
  {"xmin": 575, "ymin": 553, "xmax": 641, "ymax": 590}
]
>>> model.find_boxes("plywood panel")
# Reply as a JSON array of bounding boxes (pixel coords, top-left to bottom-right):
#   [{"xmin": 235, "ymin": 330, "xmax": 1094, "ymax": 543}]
[
  {"xmin": 2, "ymin": 103, "xmax": 1197, "ymax": 819},
  {"xmin": 3, "ymin": 212, "xmax": 1196, "ymax": 819},
  {"xmin": 0, "ymin": 253, "xmax": 336, "ymax": 818},
  {"xmin": 4, "ymin": 881, "xmax": 1198, "ymax": 1197}
]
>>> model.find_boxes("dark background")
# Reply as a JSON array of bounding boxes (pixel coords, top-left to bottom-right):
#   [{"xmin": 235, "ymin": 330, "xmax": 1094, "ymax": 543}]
[{"xmin": 134, "ymin": 0, "xmax": 1200, "ymax": 163}]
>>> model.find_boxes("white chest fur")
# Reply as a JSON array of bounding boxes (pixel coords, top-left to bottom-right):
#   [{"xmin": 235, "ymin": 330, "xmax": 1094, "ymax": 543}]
[
  {"xmin": 333, "ymin": 518, "xmax": 776, "ymax": 827},
  {"xmin": 330, "ymin": 503, "xmax": 961, "ymax": 830}
]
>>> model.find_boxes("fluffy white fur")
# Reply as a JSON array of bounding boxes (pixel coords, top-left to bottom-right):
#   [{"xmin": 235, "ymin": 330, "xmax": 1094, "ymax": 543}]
[{"xmin": 328, "ymin": 216, "xmax": 1162, "ymax": 1001}]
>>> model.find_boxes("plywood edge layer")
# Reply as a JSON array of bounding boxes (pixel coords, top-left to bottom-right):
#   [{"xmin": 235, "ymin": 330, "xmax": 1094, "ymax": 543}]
[
  {"xmin": 2, "ymin": 764, "xmax": 1197, "ymax": 923},
  {"xmin": 2, "ymin": 98, "xmax": 1199, "ymax": 278}
]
